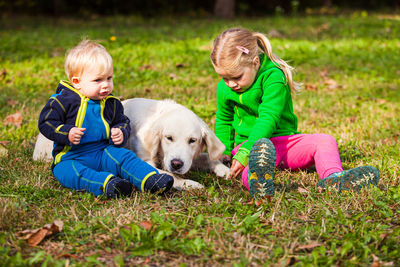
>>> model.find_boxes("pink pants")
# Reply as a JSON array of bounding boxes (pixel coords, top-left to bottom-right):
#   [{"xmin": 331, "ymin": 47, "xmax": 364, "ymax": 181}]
[{"xmin": 232, "ymin": 134, "xmax": 343, "ymax": 190}]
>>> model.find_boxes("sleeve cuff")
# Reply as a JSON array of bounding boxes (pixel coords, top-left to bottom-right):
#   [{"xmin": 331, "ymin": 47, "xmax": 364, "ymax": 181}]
[{"xmin": 233, "ymin": 147, "xmax": 250, "ymax": 166}]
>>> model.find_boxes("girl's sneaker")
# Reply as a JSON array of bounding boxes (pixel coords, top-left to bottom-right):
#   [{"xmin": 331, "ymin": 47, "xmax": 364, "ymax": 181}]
[
  {"xmin": 317, "ymin": 166, "xmax": 380, "ymax": 192},
  {"xmin": 104, "ymin": 177, "xmax": 133, "ymax": 198},
  {"xmin": 248, "ymin": 138, "xmax": 276, "ymax": 200}
]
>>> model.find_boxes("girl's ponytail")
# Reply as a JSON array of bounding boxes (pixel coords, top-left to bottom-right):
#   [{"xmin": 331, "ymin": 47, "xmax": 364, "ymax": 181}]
[{"xmin": 253, "ymin": 32, "xmax": 302, "ymax": 94}]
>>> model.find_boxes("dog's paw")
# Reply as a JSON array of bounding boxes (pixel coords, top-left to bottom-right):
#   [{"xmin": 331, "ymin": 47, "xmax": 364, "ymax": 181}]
[
  {"xmin": 214, "ymin": 164, "xmax": 230, "ymax": 179},
  {"xmin": 173, "ymin": 178, "xmax": 204, "ymax": 191}
]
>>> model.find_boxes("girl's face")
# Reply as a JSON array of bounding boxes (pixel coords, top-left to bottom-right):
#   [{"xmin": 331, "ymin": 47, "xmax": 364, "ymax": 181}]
[
  {"xmin": 214, "ymin": 57, "xmax": 260, "ymax": 93},
  {"xmin": 72, "ymin": 67, "xmax": 113, "ymax": 100}
]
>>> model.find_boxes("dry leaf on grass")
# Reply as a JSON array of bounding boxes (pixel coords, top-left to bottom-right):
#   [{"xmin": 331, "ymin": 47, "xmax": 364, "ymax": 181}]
[
  {"xmin": 4, "ymin": 112, "xmax": 23, "ymax": 128},
  {"xmin": 0, "ymin": 144, "xmax": 8, "ymax": 158},
  {"xmin": 305, "ymin": 83, "xmax": 318, "ymax": 91},
  {"xmin": 324, "ymin": 78, "xmax": 341, "ymax": 90},
  {"xmin": 138, "ymin": 221, "xmax": 153, "ymax": 230},
  {"xmin": 296, "ymin": 241, "xmax": 322, "ymax": 251},
  {"xmin": 16, "ymin": 219, "xmax": 64, "ymax": 246},
  {"xmin": 138, "ymin": 64, "xmax": 155, "ymax": 71},
  {"xmin": 175, "ymin": 63, "xmax": 188, "ymax": 68},
  {"xmin": 297, "ymin": 187, "xmax": 309, "ymax": 194},
  {"xmin": 169, "ymin": 73, "xmax": 178, "ymax": 79}
]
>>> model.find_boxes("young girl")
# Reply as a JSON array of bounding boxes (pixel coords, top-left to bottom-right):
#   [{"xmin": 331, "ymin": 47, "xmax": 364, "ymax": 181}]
[{"xmin": 210, "ymin": 28, "xmax": 380, "ymax": 200}]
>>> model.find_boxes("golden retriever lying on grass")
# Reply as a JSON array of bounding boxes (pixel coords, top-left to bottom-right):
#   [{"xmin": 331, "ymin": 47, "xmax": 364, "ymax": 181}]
[{"xmin": 33, "ymin": 98, "xmax": 230, "ymax": 190}]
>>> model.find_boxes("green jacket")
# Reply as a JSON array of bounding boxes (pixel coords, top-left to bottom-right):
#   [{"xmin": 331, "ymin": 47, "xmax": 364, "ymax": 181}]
[{"xmin": 215, "ymin": 54, "xmax": 299, "ymax": 166}]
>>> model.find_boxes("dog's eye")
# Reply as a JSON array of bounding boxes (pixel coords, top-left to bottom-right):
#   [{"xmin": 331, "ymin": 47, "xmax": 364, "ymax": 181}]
[
  {"xmin": 166, "ymin": 136, "xmax": 173, "ymax": 142},
  {"xmin": 188, "ymin": 138, "xmax": 197, "ymax": 144}
]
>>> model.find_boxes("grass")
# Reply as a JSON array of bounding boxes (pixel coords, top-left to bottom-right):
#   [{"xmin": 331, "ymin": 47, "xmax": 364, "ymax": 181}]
[{"xmin": 1, "ymin": 12, "xmax": 399, "ymax": 266}]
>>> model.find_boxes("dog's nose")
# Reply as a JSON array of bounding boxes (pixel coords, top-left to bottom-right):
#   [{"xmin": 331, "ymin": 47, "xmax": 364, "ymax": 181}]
[{"xmin": 171, "ymin": 159, "xmax": 184, "ymax": 170}]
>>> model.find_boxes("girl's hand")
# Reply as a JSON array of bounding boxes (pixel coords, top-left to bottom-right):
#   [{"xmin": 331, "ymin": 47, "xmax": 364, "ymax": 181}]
[
  {"xmin": 68, "ymin": 127, "xmax": 86, "ymax": 145},
  {"xmin": 230, "ymin": 159, "xmax": 245, "ymax": 178},
  {"xmin": 111, "ymin": 128, "xmax": 124, "ymax": 145}
]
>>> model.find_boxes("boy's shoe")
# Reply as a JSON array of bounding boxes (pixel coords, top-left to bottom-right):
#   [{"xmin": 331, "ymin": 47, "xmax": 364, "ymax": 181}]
[
  {"xmin": 104, "ymin": 177, "xmax": 133, "ymax": 198},
  {"xmin": 144, "ymin": 173, "xmax": 174, "ymax": 194},
  {"xmin": 248, "ymin": 138, "xmax": 276, "ymax": 200},
  {"xmin": 317, "ymin": 166, "xmax": 380, "ymax": 192}
]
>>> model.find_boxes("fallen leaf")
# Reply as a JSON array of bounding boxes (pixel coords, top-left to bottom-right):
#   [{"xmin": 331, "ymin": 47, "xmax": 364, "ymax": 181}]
[
  {"xmin": 11, "ymin": 157, "xmax": 19, "ymax": 166},
  {"xmin": 138, "ymin": 64, "xmax": 155, "ymax": 71},
  {"xmin": 296, "ymin": 241, "xmax": 322, "ymax": 251},
  {"xmin": 175, "ymin": 63, "xmax": 187, "ymax": 68},
  {"xmin": 298, "ymin": 187, "xmax": 309, "ymax": 194},
  {"xmin": 319, "ymin": 70, "xmax": 329, "ymax": 78},
  {"xmin": 0, "ymin": 144, "xmax": 8, "ymax": 158},
  {"xmin": 371, "ymin": 254, "xmax": 381, "ymax": 267},
  {"xmin": 139, "ymin": 221, "xmax": 153, "ymax": 230},
  {"xmin": 243, "ymin": 196, "xmax": 271, "ymax": 206},
  {"xmin": 305, "ymin": 83, "xmax": 318, "ymax": 91},
  {"xmin": 324, "ymin": 78, "xmax": 340, "ymax": 90},
  {"xmin": 4, "ymin": 112, "xmax": 23, "ymax": 128},
  {"xmin": 56, "ymin": 253, "xmax": 79, "ymax": 259},
  {"xmin": 16, "ymin": 219, "xmax": 64, "ymax": 246},
  {"xmin": 27, "ymin": 228, "xmax": 48, "ymax": 246},
  {"xmin": 243, "ymin": 199, "xmax": 254, "ymax": 205},
  {"xmin": 94, "ymin": 197, "xmax": 109, "ymax": 204},
  {"xmin": 169, "ymin": 73, "xmax": 178, "ymax": 79}
]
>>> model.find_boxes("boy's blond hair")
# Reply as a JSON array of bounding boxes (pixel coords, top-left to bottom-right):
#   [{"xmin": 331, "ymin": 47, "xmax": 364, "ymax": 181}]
[
  {"xmin": 65, "ymin": 40, "xmax": 113, "ymax": 81},
  {"xmin": 210, "ymin": 28, "xmax": 301, "ymax": 93}
]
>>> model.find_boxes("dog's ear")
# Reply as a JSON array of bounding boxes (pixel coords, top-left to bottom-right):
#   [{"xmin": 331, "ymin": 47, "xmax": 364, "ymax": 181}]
[
  {"xmin": 143, "ymin": 120, "xmax": 162, "ymax": 164},
  {"xmin": 199, "ymin": 119, "xmax": 225, "ymax": 161}
]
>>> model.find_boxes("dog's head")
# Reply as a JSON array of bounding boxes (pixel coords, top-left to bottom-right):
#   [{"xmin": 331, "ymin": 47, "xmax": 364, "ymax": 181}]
[{"xmin": 143, "ymin": 104, "xmax": 225, "ymax": 175}]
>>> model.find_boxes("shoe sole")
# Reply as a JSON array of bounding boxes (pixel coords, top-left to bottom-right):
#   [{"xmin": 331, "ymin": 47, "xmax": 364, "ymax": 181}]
[
  {"xmin": 248, "ymin": 138, "xmax": 276, "ymax": 199},
  {"xmin": 317, "ymin": 166, "xmax": 380, "ymax": 192}
]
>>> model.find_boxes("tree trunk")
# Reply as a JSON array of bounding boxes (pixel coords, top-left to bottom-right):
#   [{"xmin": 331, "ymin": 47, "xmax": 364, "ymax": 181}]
[
  {"xmin": 214, "ymin": 0, "xmax": 235, "ymax": 19},
  {"xmin": 323, "ymin": 0, "xmax": 332, "ymax": 7},
  {"xmin": 53, "ymin": 0, "xmax": 65, "ymax": 16}
]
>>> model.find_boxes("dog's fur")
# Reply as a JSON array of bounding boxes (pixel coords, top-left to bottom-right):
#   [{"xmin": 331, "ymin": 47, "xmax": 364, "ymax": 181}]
[{"xmin": 33, "ymin": 98, "xmax": 230, "ymax": 190}]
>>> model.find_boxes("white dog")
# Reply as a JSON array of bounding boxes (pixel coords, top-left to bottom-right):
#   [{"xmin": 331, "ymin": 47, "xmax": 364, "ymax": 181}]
[{"xmin": 33, "ymin": 98, "xmax": 230, "ymax": 190}]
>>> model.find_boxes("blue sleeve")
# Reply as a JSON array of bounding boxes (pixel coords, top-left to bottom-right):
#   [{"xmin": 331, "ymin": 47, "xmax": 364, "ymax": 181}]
[
  {"xmin": 110, "ymin": 99, "xmax": 131, "ymax": 147},
  {"xmin": 38, "ymin": 96, "xmax": 74, "ymax": 145}
]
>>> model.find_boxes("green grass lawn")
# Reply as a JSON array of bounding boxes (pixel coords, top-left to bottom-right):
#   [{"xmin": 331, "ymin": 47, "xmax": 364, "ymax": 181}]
[{"xmin": 0, "ymin": 12, "xmax": 399, "ymax": 266}]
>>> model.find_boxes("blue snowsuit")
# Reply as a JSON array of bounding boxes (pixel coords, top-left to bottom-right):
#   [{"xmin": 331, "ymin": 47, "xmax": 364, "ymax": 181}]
[{"xmin": 38, "ymin": 80, "xmax": 158, "ymax": 196}]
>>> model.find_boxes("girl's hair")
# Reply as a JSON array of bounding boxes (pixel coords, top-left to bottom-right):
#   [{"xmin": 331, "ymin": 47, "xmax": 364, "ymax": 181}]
[
  {"xmin": 65, "ymin": 40, "xmax": 113, "ymax": 81},
  {"xmin": 210, "ymin": 28, "xmax": 301, "ymax": 93}
]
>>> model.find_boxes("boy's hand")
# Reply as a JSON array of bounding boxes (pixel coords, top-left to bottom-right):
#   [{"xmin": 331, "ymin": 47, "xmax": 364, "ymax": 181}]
[
  {"xmin": 230, "ymin": 159, "xmax": 245, "ymax": 178},
  {"xmin": 68, "ymin": 127, "xmax": 86, "ymax": 145},
  {"xmin": 111, "ymin": 128, "xmax": 124, "ymax": 145}
]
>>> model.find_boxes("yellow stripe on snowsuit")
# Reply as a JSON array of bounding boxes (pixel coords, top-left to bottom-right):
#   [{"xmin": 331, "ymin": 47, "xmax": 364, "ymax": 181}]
[
  {"xmin": 141, "ymin": 171, "xmax": 157, "ymax": 192},
  {"xmin": 100, "ymin": 100, "xmax": 110, "ymax": 139},
  {"xmin": 103, "ymin": 174, "xmax": 115, "ymax": 191},
  {"xmin": 54, "ymin": 81, "xmax": 88, "ymax": 166}
]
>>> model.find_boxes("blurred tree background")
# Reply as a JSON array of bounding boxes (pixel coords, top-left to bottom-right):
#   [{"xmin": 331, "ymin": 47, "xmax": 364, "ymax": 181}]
[{"xmin": 0, "ymin": 0, "xmax": 398, "ymax": 18}]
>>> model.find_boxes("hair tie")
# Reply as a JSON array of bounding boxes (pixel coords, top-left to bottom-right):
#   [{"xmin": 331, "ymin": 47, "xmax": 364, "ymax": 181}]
[{"xmin": 236, "ymin": 46, "xmax": 249, "ymax": 54}]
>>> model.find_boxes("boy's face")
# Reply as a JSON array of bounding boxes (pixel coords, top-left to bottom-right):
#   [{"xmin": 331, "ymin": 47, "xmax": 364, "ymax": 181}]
[{"xmin": 72, "ymin": 67, "xmax": 113, "ymax": 100}]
